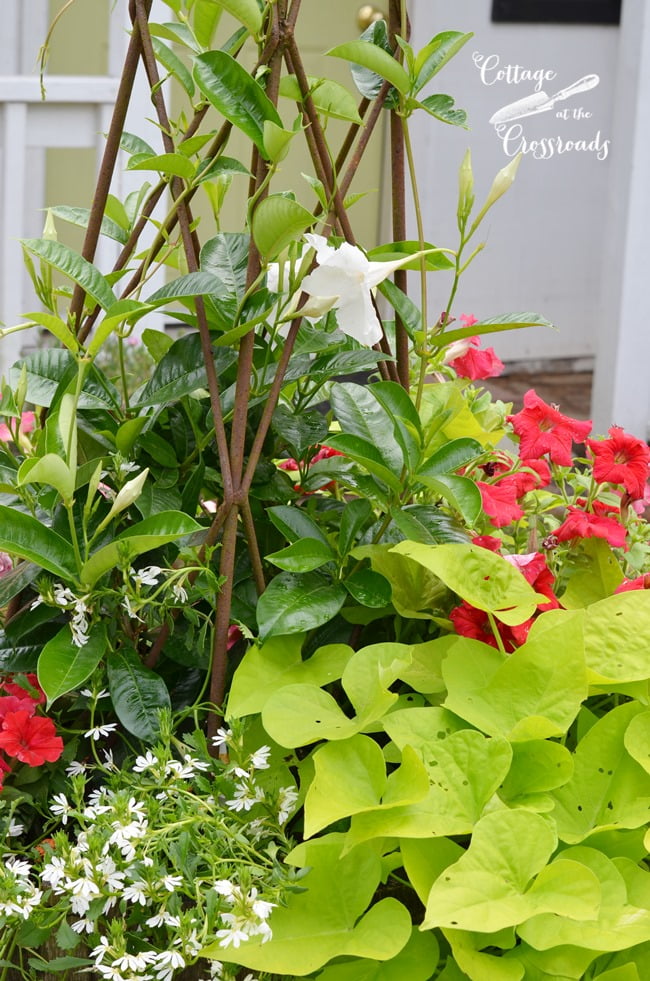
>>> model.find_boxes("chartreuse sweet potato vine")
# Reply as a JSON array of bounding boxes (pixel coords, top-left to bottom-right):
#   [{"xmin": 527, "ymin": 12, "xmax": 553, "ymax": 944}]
[{"xmin": 0, "ymin": 0, "xmax": 649, "ymax": 979}]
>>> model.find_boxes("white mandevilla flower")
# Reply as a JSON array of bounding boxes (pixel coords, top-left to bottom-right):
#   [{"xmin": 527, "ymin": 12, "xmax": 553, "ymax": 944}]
[{"xmin": 300, "ymin": 233, "xmax": 428, "ymax": 347}]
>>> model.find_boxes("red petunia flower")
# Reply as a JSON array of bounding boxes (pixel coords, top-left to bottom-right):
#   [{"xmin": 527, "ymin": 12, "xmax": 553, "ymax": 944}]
[
  {"xmin": 615, "ymin": 574, "xmax": 650, "ymax": 593},
  {"xmin": 449, "ymin": 337, "xmax": 505, "ymax": 381},
  {"xmin": 503, "ymin": 552, "xmax": 560, "ymax": 611},
  {"xmin": 0, "ymin": 711, "xmax": 64, "ymax": 766},
  {"xmin": 0, "ymin": 695, "xmax": 36, "ymax": 722},
  {"xmin": 507, "ymin": 390, "xmax": 592, "ymax": 466},
  {"xmin": 471, "ymin": 534, "xmax": 503, "ymax": 552},
  {"xmin": 554, "ymin": 506, "xmax": 627, "ymax": 549},
  {"xmin": 477, "ymin": 478, "xmax": 524, "ymax": 527},
  {"xmin": 2, "ymin": 674, "xmax": 46, "ymax": 705},
  {"xmin": 586, "ymin": 426, "xmax": 650, "ymax": 500},
  {"xmin": 512, "ymin": 458, "xmax": 552, "ymax": 495},
  {"xmin": 449, "ymin": 601, "xmax": 533, "ymax": 652}
]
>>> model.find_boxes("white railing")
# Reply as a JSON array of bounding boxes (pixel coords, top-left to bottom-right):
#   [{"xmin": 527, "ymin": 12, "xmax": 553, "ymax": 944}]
[{"xmin": 0, "ymin": 76, "xmax": 120, "ymax": 371}]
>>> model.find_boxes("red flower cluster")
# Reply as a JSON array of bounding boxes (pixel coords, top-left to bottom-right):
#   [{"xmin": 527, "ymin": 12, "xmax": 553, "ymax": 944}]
[
  {"xmin": 448, "ymin": 337, "xmax": 505, "ymax": 381},
  {"xmin": 476, "ymin": 456, "xmax": 551, "ymax": 528},
  {"xmin": 0, "ymin": 674, "xmax": 63, "ymax": 791},
  {"xmin": 450, "ymin": 548, "xmax": 560, "ymax": 652},
  {"xmin": 278, "ymin": 445, "xmax": 345, "ymax": 493}
]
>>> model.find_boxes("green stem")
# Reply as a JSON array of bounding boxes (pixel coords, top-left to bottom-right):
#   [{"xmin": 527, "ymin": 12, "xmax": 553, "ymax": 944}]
[{"xmin": 403, "ymin": 117, "xmax": 429, "ymax": 410}]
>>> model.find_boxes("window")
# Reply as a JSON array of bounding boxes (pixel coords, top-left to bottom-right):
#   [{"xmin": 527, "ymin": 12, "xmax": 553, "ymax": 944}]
[{"xmin": 492, "ymin": 0, "xmax": 621, "ymax": 25}]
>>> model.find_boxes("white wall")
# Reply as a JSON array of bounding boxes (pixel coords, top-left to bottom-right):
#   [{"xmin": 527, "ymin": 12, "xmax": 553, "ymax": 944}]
[{"xmin": 409, "ymin": 0, "xmax": 619, "ymax": 364}]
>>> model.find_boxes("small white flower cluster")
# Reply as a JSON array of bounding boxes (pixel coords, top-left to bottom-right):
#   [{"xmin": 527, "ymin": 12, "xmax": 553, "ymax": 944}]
[
  {"xmin": 122, "ymin": 566, "xmax": 190, "ymax": 622},
  {"xmin": 51, "ymin": 583, "xmax": 93, "ymax": 647},
  {"xmin": 213, "ymin": 729, "xmax": 298, "ymax": 827},
  {"xmin": 1, "ymin": 735, "xmax": 296, "ymax": 980},
  {"xmin": 0, "ymin": 855, "xmax": 43, "ymax": 923},
  {"xmin": 213, "ymin": 879, "xmax": 275, "ymax": 949}
]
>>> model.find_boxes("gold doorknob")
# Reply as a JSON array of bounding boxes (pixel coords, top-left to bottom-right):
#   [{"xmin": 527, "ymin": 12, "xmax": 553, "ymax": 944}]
[{"xmin": 357, "ymin": 4, "xmax": 385, "ymax": 31}]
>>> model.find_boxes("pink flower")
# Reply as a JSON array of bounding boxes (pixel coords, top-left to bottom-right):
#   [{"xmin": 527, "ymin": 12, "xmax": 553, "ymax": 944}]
[
  {"xmin": 615, "ymin": 574, "xmax": 650, "ymax": 593},
  {"xmin": 0, "ymin": 553, "xmax": 11, "ymax": 577},
  {"xmin": 448, "ymin": 337, "xmax": 504, "ymax": 381},
  {"xmin": 0, "ymin": 411, "xmax": 36, "ymax": 444}
]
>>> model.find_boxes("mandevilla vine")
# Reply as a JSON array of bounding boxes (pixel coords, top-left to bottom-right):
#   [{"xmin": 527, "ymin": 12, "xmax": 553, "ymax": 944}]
[{"xmin": 0, "ymin": 1, "xmax": 649, "ymax": 979}]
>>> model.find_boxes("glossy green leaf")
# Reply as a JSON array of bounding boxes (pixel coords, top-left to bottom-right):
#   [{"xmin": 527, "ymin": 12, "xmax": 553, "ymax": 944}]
[
  {"xmin": 392, "ymin": 541, "xmax": 542, "ymax": 623},
  {"xmin": 145, "ymin": 271, "xmax": 227, "ymax": 307},
  {"xmin": 339, "ymin": 499, "xmax": 373, "ymax": 557},
  {"xmin": 550, "ymin": 701, "xmax": 650, "ymax": 843},
  {"xmin": 255, "ymin": 572, "xmax": 346, "ymax": 641},
  {"xmin": 107, "ymin": 647, "xmax": 171, "ymax": 742},
  {"xmin": 206, "ymin": 835, "xmax": 412, "ymax": 974},
  {"xmin": 10, "ymin": 349, "xmax": 120, "ymax": 410},
  {"xmin": 252, "ymin": 195, "xmax": 315, "ymax": 259},
  {"xmin": 151, "ymin": 37, "xmax": 195, "ymax": 96},
  {"xmin": 23, "ymin": 311, "xmax": 79, "ymax": 352},
  {"xmin": 80, "ymin": 511, "xmax": 202, "ymax": 587},
  {"xmin": 48, "ymin": 206, "xmax": 128, "ymax": 245},
  {"xmin": 418, "ymin": 437, "xmax": 483, "ymax": 477},
  {"xmin": 21, "ymin": 239, "xmax": 116, "ymax": 310},
  {"xmin": 331, "ymin": 382, "xmax": 405, "ymax": 474},
  {"xmin": 127, "ymin": 152, "xmax": 195, "ymax": 181},
  {"xmin": 18, "ymin": 454, "xmax": 75, "ymax": 503},
  {"xmin": 0, "ymin": 506, "xmax": 77, "ymax": 578},
  {"xmin": 327, "ymin": 40, "xmax": 410, "ymax": 95},
  {"xmin": 279, "ymin": 74, "xmax": 363, "ymax": 123},
  {"xmin": 431, "ymin": 312, "xmax": 554, "ymax": 348},
  {"xmin": 326, "ymin": 434, "xmax": 403, "ymax": 493},
  {"xmin": 134, "ymin": 333, "xmax": 235, "ymax": 406},
  {"xmin": 378, "ymin": 280, "xmax": 422, "ymax": 336},
  {"xmin": 416, "ymin": 93, "xmax": 467, "ymax": 126},
  {"xmin": 344, "ymin": 569, "xmax": 392, "ymax": 607},
  {"xmin": 368, "ymin": 240, "xmax": 454, "ymax": 271},
  {"xmin": 268, "ymin": 504, "xmax": 331, "ymax": 546},
  {"xmin": 272, "ymin": 405, "xmax": 329, "ymax": 458},
  {"xmin": 442, "ymin": 612, "xmax": 587, "ymax": 741},
  {"xmin": 38, "ymin": 624, "xmax": 108, "ymax": 706},
  {"xmin": 210, "ymin": 0, "xmax": 262, "ymax": 34},
  {"xmin": 414, "ymin": 31, "xmax": 473, "ymax": 91},
  {"xmin": 416, "ymin": 473, "xmax": 482, "ymax": 527},
  {"xmin": 0, "ymin": 562, "xmax": 40, "ymax": 609},
  {"xmin": 200, "ymin": 231, "xmax": 249, "ymax": 300},
  {"xmin": 304, "ymin": 737, "xmax": 430, "ymax": 838},
  {"xmin": 193, "ymin": 51, "xmax": 282, "ymax": 156},
  {"xmin": 266, "ymin": 538, "xmax": 335, "ymax": 572}
]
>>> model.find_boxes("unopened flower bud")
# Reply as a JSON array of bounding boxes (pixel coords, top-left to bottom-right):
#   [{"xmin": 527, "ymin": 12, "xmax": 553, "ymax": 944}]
[
  {"xmin": 457, "ymin": 149, "xmax": 475, "ymax": 225},
  {"xmin": 471, "ymin": 153, "xmax": 522, "ymax": 233}
]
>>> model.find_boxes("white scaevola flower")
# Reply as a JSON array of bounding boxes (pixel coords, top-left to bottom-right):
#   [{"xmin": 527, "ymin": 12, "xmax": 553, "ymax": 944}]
[
  {"xmin": 300, "ymin": 233, "xmax": 424, "ymax": 347},
  {"xmin": 131, "ymin": 565, "xmax": 162, "ymax": 588},
  {"xmin": 84, "ymin": 723, "xmax": 118, "ymax": 741},
  {"xmin": 249, "ymin": 746, "xmax": 271, "ymax": 771}
]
